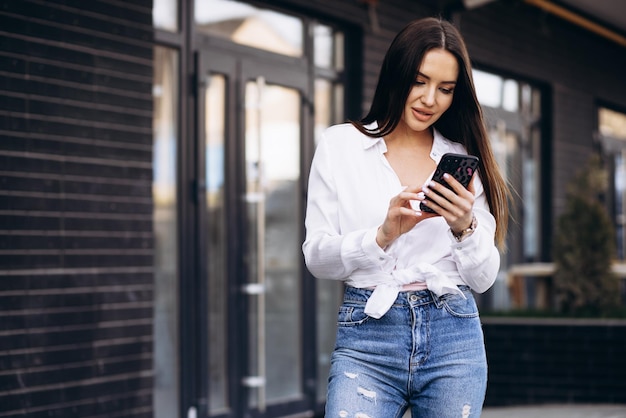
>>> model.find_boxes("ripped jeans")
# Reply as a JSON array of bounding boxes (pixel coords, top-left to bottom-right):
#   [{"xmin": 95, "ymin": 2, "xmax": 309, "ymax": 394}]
[{"xmin": 325, "ymin": 286, "xmax": 487, "ymax": 418}]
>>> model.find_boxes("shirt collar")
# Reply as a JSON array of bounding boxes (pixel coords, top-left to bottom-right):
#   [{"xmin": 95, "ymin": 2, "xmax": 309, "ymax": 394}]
[
  {"xmin": 430, "ymin": 129, "xmax": 452, "ymax": 163},
  {"xmin": 361, "ymin": 122, "xmax": 384, "ymax": 150},
  {"xmin": 360, "ymin": 121, "xmax": 452, "ymax": 162}
]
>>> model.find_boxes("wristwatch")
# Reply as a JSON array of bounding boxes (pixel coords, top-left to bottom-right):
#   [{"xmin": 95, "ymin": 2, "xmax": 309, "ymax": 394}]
[{"xmin": 452, "ymin": 214, "xmax": 477, "ymax": 242}]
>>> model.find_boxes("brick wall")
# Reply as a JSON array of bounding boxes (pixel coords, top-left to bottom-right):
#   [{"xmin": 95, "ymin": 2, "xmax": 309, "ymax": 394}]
[
  {"xmin": 0, "ymin": 0, "xmax": 154, "ymax": 416},
  {"xmin": 483, "ymin": 318, "xmax": 626, "ymax": 406}
]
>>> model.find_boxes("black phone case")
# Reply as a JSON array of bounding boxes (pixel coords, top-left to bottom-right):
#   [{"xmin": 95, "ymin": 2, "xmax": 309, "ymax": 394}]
[{"xmin": 420, "ymin": 153, "xmax": 479, "ymax": 213}]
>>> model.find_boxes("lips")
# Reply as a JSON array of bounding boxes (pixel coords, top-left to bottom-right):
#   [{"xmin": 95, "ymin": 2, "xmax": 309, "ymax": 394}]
[{"xmin": 412, "ymin": 107, "xmax": 433, "ymax": 122}]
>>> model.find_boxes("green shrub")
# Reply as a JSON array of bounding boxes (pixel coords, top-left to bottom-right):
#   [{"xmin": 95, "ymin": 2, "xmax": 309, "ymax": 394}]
[{"xmin": 553, "ymin": 154, "xmax": 620, "ymax": 316}]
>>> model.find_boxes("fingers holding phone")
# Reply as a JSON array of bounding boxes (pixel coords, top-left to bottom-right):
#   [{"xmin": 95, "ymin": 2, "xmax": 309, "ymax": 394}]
[
  {"xmin": 419, "ymin": 153, "xmax": 478, "ymax": 231},
  {"xmin": 376, "ymin": 185, "xmax": 437, "ymax": 249},
  {"xmin": 422, "ymin": 174, "xmax": 474, "ymax": 214}
]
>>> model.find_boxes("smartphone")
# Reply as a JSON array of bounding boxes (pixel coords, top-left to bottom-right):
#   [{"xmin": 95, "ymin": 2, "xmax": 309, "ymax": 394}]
[{"xmin": 420, "ymin": 153, "xmax": 479, "ymax": 213}]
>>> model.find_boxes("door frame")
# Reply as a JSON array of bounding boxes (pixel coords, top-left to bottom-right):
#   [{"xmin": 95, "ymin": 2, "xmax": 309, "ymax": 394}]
[{"xmin": 187, "ymin": 37, "xmax": 317, "ymax": 418}]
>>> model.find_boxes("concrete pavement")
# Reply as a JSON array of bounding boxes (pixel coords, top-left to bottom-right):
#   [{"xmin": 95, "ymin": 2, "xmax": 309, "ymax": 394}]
[{"xmin": 481, "ymin": 404, "xmax": 626, "ymax": 418}]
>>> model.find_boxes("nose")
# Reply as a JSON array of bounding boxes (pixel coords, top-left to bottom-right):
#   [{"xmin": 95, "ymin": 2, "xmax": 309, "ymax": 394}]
[{"xmin": 421, "ymin": 86, "xmax": 436, "ymax": 106}]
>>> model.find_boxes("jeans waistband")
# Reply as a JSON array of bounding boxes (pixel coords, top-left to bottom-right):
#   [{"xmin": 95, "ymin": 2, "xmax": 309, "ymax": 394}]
[{"xmin": 343, "ymin": 285, "xmax": 471, "ymax": 308}]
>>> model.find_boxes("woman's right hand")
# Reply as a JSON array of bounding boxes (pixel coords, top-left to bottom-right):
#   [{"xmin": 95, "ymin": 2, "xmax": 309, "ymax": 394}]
[{"xmin": 375, "ymin": 184, "xmax": 437, "ymax": 248}]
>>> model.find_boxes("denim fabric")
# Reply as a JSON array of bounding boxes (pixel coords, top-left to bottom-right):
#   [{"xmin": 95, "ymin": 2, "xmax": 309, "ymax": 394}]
[{"xmin": 326, "ymin": 286, "xmax": 487, "ymax": 418}]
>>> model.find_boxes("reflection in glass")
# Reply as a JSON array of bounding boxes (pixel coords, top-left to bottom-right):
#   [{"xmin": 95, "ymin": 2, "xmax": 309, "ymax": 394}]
[
  {"xmin": 599, "ymin": 107, "xmax": 626, "ymax": 140},
  {"xmin": 195, "ymin": 0, "xmax": 303, "ymax": 57},
  {"xmin": 599, "ymin": 107, "xmax": 626, "ymax": 259},
  {"xmin": 473, "ymin": 69, "xmax": 502, "ymax": 108},
  {"xmin": 314, "ymin": 24, "xmax": 333, "ymax": 68},
  {"xmin": 205, "ymin": 75, "xmax": 229, "ymax": 413},
  {"xmin": 616, "ymin": 152, "xmax": 625, "ymax": 259},
  {"xmin": 153, "ymin": 0, "xmax": 178, "ymax": 31},
  {"xmin": 245, "ymin": 80, "xmax": 302, "ymax": 404},
  {"xmin": 153, "ymin": 46, "xmax": 179, "ymax": 418},
  {"xmin": 314, "ymin": 24, "xmax": 344, "ymax": 70},
  {"xmin": 502, "ymin": 79, "xmax": 519, "ymax": 112},
  {"xmin": 313, "ymin": 80, "xmax": 344, "ymax": 145},
  {"xmin": 314, "ymin": 79, "xmax": 331, "ymax": 143},
  {"xmin": 477, "ymin": 69, "xmax": 542, "ymax": 311}
]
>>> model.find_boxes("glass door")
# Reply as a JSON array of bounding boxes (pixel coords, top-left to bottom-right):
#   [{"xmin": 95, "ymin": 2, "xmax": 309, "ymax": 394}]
[
  {"xmin": 196, "ymin": 47, "xmax": 311, "ymax": 418},
  {"xmin": 244, "ymin": 76, "xmax": 303, "ymax": 408}
]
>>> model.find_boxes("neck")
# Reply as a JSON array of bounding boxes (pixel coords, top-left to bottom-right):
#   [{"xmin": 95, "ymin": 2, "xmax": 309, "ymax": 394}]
[{"xmin": 386, "ymin": 126, "xmax": 433, "ymax": 149}]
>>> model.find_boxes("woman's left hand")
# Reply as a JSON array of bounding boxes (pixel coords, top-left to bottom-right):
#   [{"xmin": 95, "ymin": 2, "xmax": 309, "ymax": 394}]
[{"xmin": 419, "ymin": 173, "xmax": 475, "ymax": 234}]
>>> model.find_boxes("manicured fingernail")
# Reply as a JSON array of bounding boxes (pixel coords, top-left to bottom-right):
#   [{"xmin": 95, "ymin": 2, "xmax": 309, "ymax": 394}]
[
  {"xmin": 422, "ymin": 187, "xmax": 429, "ymax": 194},
  {"xmin": 429, "ymin": 181, "xmax": 436, "ymax": 188},
  {"xmin": 443, "ymin": 173, "xmax": 450, "ymax": 179},
  {"xmin": 417, "ymin": 192, "xmax": 425, "ymax": 199}
]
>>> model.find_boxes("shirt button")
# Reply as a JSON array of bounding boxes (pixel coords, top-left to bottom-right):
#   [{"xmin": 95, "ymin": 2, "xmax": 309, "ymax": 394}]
[
  {"xmin": 378, "ymin": 257, "xmax": 385, "ymax": 261},
  {"xmin": 410, "ymin": 295, "xmax": 418, "ymax": 302}
]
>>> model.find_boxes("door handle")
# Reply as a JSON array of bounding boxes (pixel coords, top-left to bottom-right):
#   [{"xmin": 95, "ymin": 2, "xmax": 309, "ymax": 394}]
[{"xmin": 242, "ymin": 75, "xmax": 267, "ymax": 413}]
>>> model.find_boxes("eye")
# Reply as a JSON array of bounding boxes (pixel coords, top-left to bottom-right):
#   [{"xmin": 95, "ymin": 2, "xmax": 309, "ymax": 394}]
[
  {"xmin": 439, "ymin": 87, "xmax": 454, "ymax": 94},
  {"xmin": 414, "ymin": 80, "xmax": 425, "ymax": 86}
]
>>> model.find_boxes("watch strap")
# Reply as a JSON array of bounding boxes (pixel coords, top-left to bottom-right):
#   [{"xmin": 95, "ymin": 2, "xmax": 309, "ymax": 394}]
[{"xmin": 452, "ymin": 214, "xmax": 477, "ymax": 242}]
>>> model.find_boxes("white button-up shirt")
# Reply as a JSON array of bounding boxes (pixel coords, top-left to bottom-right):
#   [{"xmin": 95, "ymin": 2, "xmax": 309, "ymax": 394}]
[{"xmin": 302, "ymin": 123, "xmax": 500, "ymax": 318}]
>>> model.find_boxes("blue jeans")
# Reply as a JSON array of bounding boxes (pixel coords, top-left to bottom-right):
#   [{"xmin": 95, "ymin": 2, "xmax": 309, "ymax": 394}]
[{"xmin": 326, "ymin": 286, "xmax": 487, "ymax": 418}]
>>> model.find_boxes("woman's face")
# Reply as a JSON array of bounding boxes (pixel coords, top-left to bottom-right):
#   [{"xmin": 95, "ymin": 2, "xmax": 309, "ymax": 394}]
[{"xmin": 400, "ymin": 48, "xmax": 458, "ymax": 134}]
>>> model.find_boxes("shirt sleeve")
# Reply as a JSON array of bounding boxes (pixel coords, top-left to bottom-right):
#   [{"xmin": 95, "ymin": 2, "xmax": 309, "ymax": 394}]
[
  {"xmin": 301, "ymin": 132, "xmax": 394, "ymax": 280},
  {"xmin": 448, "ymin": 174, "xmax": 501, "ymax": 293}
]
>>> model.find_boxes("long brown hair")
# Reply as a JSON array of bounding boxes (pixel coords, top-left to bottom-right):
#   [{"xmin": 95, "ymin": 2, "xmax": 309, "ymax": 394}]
[{"xmin": 352, "ymin": 17, "xmax": 509, "ymax": 246}]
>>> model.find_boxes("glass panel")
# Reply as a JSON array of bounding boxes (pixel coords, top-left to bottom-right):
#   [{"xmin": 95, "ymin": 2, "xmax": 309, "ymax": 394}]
[
  {"xmin": 245, "ymin": 80, "xmax": 302, "ymax": 405},
  {"xmin": 314, "ymin": 79, "xmax": 331, "ymax": 144},
  {"xmin": 600, "ymin": 107, "xmax": 626, "ymax": 140},
  {"xmin": 314, "ymin": 24, "xmax": 344, "ymax": 70},
  {"xmin": 152, "ymin": 46, "xmax": 179, "ymax": 418},
  {"xmin": 334, "ymin": 32, "xmax": 345, "ymax": 71},
  {"xmin": 473, "ymin": 69, "xmax": 502, "ymax": 108},
  {"xmin": 195, "ymin": 0, "xmax": 303, "ymax": 57},
  {"xmin": 153, "ymin": 0, "xmax": 178, "ymax": 31},
  {"xmin": 502, "ymin": 79, "xmax": 519, "ymax": 112},
  {"xmin": 205, "ymin": 74, "xmax": 229, "ymax": 413},
  {"xmin": 313, "ymin": 77, "xmax": 344, "ymax": 401},
  {"xmin": 599, "ymin": 107, "xmax": 626, "ymax": 260},
  {"xmin": 489, "ymin": 124, "xmax": 520, "ymax": 263},
  {"xmin": 477, "ymin": 69, "xmax": 543, "ymax": 311},
  {"xmin": 616, "ymin": 152, "xmax": 625, "ymax": 259},
  {"xmin": 314, "ymin": 80, "xmax": 344, "ymax": 146},
  {"xmin": 333, "ymin": 84, "xmax": 344, "ymax": 125},
  {"xmin": 314, "ymin": 24, "xmax": 333, "ymax": 68},
  {"xmin": 316, "ymin": 280, "xmax": 342, "ymax": 402}
]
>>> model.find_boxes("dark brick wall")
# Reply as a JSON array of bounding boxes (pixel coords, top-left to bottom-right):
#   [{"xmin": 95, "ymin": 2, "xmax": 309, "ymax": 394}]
[
  {"xmin": 0, "ymin": 0, "xmax": 154, "ymax": 416},
  {"xmin": 483, "ymin": 319, "xmax": 626, "ymax": 406}
]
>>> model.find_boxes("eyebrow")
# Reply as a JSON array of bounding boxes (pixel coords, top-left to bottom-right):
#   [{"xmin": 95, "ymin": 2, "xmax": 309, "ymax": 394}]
[{"xmin": 416, "ymin": 71, "xmax": 457, "ymax": 85}]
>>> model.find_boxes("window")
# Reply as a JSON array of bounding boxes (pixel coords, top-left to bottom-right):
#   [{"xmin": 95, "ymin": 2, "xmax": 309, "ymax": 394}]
[
  {"xmin": 153, "ymin": 0, "xmax": 179, "ymax": 31},
  {"xmin": 195, "ymin": 0, "xmax": 303, "ymax": 57},
  {"xmin": 599, "ymin": 107, "xmax": 626, "ymax": 260},
  {"xmin": 313, "ymin": 22, "xmax": 344, "ymax": 146},
  {"xmin": 152, "ymin": 45, "xmax": 180, "ymax": 418},
  {"xmin": 474, "ymin": 69, "xmax": 543, "ymax": 310}
]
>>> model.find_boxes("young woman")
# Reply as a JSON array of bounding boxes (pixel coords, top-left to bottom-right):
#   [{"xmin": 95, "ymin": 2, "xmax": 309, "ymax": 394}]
[{"xmin": 302, "ymin": 17, "xmax": 509, "ymax": 418}]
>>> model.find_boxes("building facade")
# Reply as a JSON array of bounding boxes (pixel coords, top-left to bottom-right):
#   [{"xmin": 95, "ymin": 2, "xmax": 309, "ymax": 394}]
[{"xmin": 1, "ymin": 0, "xmax": 626, "ymax": 417}]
